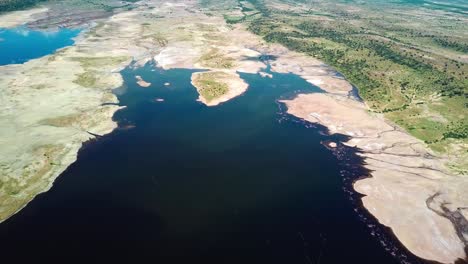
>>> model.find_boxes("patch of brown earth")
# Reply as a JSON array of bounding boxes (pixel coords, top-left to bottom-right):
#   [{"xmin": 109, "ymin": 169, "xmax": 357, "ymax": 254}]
[{"xmin": 136, "ymin": 75, "xmax": 151, "ymax": 87}]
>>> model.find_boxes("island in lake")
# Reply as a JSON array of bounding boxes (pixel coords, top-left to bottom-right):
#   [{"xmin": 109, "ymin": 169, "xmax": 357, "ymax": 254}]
[{"xmin": 0, "ymin": 0, "xmax": 466, "ymax": 264}]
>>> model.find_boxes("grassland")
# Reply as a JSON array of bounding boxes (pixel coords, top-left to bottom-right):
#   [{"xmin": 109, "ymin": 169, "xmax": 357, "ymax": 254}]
[
  {"xmin": 40, "ymin": 113, "xmax": 81, "ymax": 127},
  {"xmin": 0, "ymin": 143, "xmax": 66, "ymax": 219},
  {"xmin": 192, "ymin": 71, "xmax": 230, "ymax": 102},
  {"xmin": 71, "ymin": 56, "xmax": 129, "ymax": 68},
  {"xmin": 198, "ymin": 48, "xmax": 235, "ymax": 69},
  {"xmin": 216, "ymin": 0, "xmax": 467, "ymax": 158},
  {"xmin": 71, "ymin": 56, "xmax": 129, "ymax": 88}
]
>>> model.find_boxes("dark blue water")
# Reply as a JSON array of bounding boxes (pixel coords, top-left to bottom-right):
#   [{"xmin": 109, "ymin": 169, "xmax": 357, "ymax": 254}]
[
  {"xmin": 0, "ymin": 63, "xmax": 423, "ymax": 264},
  {"xmin": 0, "ymin": 26, "xmax": 80, "ymax": 65}
]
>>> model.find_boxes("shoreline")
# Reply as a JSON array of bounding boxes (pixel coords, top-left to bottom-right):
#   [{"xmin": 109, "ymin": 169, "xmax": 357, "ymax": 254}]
[
  {"xmin": 276, "ymin": 101, "xmax": 431, "ymax": 264},
  {"xmin": 0, "ymin": 2, "xmax": 465, "ymax": 263},
  {"xmin": 277, "ymin": 101, "xmax": 454, "ymax": 264},
  {"xmin": 325, "ymin": 139, "xmax": 441, "ymax": 264},
  {"xmin": 190, "ymin": 70, "xmax": 249, "ymax": 107},
  {"xmin": 0, "ymin": 5, "xmax": 152, "ymax": 222},
  {"xmin": 280, "ymin": 93, "xmax": 467, "ymax": 263}
]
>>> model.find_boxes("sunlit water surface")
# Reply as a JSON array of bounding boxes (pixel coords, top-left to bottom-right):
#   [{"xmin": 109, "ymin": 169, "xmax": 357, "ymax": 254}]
[{"xmin": 0, "ymin": 26, "xmax": 80, "ymax": 65}]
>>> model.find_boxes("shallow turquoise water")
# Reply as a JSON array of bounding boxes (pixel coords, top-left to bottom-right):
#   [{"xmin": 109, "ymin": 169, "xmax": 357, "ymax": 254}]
[{"xmin": 0, "ymin": 26, "xmax": 80, "ymax": 65}]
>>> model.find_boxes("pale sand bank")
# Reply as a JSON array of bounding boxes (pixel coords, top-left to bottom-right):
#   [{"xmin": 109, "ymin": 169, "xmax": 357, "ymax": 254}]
[
  {"xmin": 281, "ymin": 93, "xmax": 467, "ymax": 263},
  {"xmin": 143, "ymin": 8, "xmax": 467, "ymax": 261},
  {"xmin": 0, "ymin": 3, "xmax": 163, "ymax": 222},
  {"xmin": 136, "ymin": 75, "xmax": 151, "ymax": 87},
  {"xmin": 259, "ymin": 71, "xmax": 273, "ymax": 78}
]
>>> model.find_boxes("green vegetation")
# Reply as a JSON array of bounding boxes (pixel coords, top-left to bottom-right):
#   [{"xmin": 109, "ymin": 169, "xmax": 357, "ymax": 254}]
[
  {"xmin": 40, "ymin": 113, "xmax": 81, "ymax": 127},
  {"xmin": 71, "ymin": 56, "xmax": 129, "ymax": 68},
  {"xmin": 433, "ymin": 37, "xmax": 468, "ymax": 53},
  {"xmin": 198, "ymin": 48, "xmax": 235, "ymax": 69},
  {"xmin": 200, "ymin": 0, "xmax": 238, "ymax": 9},
  {"xmin": 193, "ymin": 72, "xmax": 229, "ymax": 102},
  {"xmin": 71, "ymin": 56, "xmax": 129, "ymax": 88},
  {"xmin": 234, "ymin": 0, "xmax": 467, "ymax": 153},
  {"xmin": 31, "ymin": 84, "xmax": 47, "ymax": 90},
  {"xmin": 0, "ymin": 144, "xmax": 64, "ymax": 219},
  {"xmin": 140, "ymin": 23, "xmax": 169, "ymax": 47},
  {"xmin": 73, "ymin": 71, "xmax": 98, "ymax": 88},
  {"xmin": 0, "ymin": 0, "xmax": 46, "ymax": 12},
  {"xmin": 200, "ymin": 0, "xmax": 261, "ymax": 23}
]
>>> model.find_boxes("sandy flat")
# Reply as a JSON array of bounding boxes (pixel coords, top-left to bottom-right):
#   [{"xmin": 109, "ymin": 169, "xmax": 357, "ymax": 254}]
[
  {"xmin": 281, "ymin": 93, "xmax": 467, "ymax": 263},
  {"xmin": 0, "ymin": 7, "xmax": 48, "ymax": 28}
]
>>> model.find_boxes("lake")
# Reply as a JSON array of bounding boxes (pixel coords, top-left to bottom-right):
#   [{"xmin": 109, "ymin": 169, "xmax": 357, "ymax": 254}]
[
  {"xmin": 0, "ymin": 62, "xmax": 424, "ymax": 264},
  {"xmin": 0, "ymin": 26, "xmax": 80, "ymax": 65}
]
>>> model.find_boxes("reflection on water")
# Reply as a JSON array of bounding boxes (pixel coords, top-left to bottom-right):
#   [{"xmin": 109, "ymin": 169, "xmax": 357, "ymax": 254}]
[{"xmin": 0, "ymin": 26, "xmax": 80, "ymax": 65}]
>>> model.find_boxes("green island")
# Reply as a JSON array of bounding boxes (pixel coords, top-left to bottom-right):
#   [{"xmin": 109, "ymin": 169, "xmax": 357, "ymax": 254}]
[{"xmin": 192, "ymin": 71, "xmax": 230, "ymax": 102}]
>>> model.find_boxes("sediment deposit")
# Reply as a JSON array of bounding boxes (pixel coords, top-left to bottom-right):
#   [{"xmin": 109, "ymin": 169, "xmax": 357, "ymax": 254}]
[{"xmin": 281, "ymin": 93, "xmax": 467, "ymax": 263}]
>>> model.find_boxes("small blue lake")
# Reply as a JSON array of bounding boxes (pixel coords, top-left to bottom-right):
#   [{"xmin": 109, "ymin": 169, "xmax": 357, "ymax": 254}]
[{"xmin": 0, "ymin": 26, "xmax": 81, "ymax": 65}]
